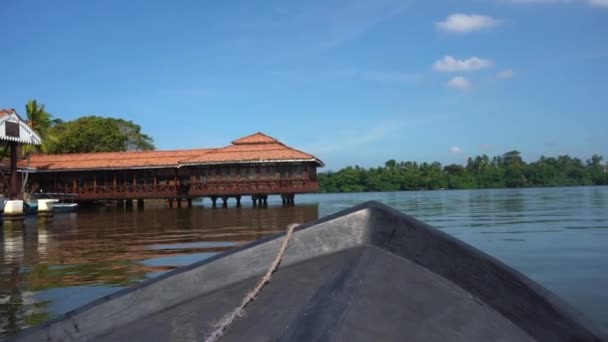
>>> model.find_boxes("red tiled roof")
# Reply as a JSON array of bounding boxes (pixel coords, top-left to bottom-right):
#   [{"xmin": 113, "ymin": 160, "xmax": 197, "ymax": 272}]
[
  {"xmin": 0, "ymin": 109, "xmax": 16, "ymax": 117},
  {"xmin": 181, "ymin": 141, "xmax": 320, "ymax": 165},
  {"xmin": 22, "ymin": 132, "xmax": 323, "ymax": 171},
  {"xmin": 231, "ymin": 132, "xmax": 280, "ymax": 145},
  {"xmin": 23, "ymin": 149, "xmax": 216, "ymax": 171}
]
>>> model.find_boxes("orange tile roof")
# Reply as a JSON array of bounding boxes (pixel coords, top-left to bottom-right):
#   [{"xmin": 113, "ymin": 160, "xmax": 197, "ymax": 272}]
[
  {"xmin": 182, "ymin": 142, "xmax": 321, "ymax": 165},
  {"xmin": 22, "ymin": 132, "xmax": 323, "ymax": 171},
  {"xmin": 23, "ymin": 149, "xmax": 216, "ymax": 171},
  {"xmin": 0, "ymin": 109, "xmax": 15, "ymax": 117},
  {"xmin": 231, "ymin": 132, "xmax": 279, "ymax": 145}
]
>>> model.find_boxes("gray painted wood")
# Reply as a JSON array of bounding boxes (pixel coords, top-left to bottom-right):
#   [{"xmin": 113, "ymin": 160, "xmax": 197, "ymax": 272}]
[{"xmin": 8, "ymin": 201, "xmax": 606, "ymax": 341}]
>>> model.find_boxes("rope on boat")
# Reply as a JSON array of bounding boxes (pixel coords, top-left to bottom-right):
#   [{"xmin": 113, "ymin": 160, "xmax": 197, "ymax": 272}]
[{"xmin": 203, "ymin": 223, "xmax": 298, "ymax": 342}]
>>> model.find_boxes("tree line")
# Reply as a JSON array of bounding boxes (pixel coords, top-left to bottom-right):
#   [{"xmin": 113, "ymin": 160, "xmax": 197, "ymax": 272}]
[
  {"xmin": 21, "ymin": 99, "xmax": 154, "ymax": 155},
  {"xmin": 318, "ymin": 151, "xmax": 608, "ymax": 193}
]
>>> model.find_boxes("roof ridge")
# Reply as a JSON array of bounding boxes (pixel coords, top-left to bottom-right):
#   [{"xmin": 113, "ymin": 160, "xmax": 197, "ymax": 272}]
[{"xmin": 231, "ymin": 132, "xmax": 283, "ymax": 145}]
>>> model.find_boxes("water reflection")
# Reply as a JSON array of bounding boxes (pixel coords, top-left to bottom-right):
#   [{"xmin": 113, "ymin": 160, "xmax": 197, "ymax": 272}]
[
  {"xmin": 0, "ymin": 204, "xmax": 319, "ymax": 338},
  {"xmin": 2, "ymin": 187, "xmax": 608, "ymax": 338}
]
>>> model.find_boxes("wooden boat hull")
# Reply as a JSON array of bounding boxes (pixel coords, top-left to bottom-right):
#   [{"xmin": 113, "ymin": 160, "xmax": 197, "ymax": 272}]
[{"xmin": 8, "ymin": 201, "xmax": 606, "ymax": 341}]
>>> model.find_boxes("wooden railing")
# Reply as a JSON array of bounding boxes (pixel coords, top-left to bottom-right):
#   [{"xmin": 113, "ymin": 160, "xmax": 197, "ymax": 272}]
[{"xmin": 50, "ymin": 179, "xmax": 319, "ymax": 201}]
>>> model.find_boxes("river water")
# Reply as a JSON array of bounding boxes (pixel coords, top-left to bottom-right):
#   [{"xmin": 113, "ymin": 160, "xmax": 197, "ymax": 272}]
[{"xmin": 1, "ymin": 186, "xmax": 607, "ymax": 338}]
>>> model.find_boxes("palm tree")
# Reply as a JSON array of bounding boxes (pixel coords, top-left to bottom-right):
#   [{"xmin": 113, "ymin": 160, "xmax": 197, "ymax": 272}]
[{"xmin": 22, "ymin": 100, "xmax": 59, "ymax": 156}]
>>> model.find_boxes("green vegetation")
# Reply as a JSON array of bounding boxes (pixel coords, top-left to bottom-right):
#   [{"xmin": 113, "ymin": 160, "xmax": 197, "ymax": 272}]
[
  {"xmin": 48, "ymin": 116, "xmax": 154, "ymax": 153},
  {"xmin": 20, "ymin": 100, "xmax": 154, "ymax": 154},
  {"xmin": 319, "ymin": 151, "xmax": 608, "ymax": 192},
  {"xmin": 22, "ymin": 100, "xmax": 61, "ymax": 155}
]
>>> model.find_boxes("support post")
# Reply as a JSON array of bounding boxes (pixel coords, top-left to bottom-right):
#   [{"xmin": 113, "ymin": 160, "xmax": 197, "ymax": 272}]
[
  {"xmin": 168, "ymin": 199, "xmax": 174, "ymax": 208},
  {"xmin": 236, "ymin": 196, "xmax": 241, "ymax": 207},
  {"xmin": 177, "ymin": 198, "xmax": 182, "ymax": 208},
  {"xmin": 137, "ymin": 199, "xmax": 144, "ymax": 210},
  {"xmin": 222, "ymin": 196, "xmax": 228, "ymax": 208},
  {"xmin": 187, "ymin": 198, "xmax": 192, "ymax": 208},
  {"xmin": 211, "ymin": 196, "xmax": 217, "ymax": 208},
  {"xmin": 9, "ymin": 142, "xmax": 18, "ymax": 199}
]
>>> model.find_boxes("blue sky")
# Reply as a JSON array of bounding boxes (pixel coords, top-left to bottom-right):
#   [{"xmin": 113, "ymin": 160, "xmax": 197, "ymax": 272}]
[{"xmin": 1, "ymin": 0, "xmax": 607, "ymax": 170}]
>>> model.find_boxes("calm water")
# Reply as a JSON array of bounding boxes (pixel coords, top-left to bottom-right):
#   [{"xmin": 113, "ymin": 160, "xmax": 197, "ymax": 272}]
[{"xmin": 1, "ymin": 186, "xmax": 607, "ymax": 338}]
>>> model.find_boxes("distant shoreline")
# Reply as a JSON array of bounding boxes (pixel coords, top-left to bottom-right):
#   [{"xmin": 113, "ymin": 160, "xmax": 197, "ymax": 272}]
[{"xmin": 318, "ymin": 154, "xmax": 608, "ymax": 193}]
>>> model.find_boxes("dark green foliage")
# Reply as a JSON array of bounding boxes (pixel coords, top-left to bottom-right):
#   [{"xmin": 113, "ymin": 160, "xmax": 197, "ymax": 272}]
[
  {"xmin": 318, "ymin": 153, "xmax": 608, "ymax": 193},
  {"xmin": 47, "ymin": 116, "xmax": 154, "ymax": 153}
]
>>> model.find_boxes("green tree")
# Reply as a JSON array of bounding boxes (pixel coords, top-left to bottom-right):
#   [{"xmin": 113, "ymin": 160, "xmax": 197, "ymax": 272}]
[
  {"xmin": 586, "ymin": 155, "xmax": 607, "ymax": 185},
  {"xmin": 502, "ymin": 151, "xmax": 527, "ymax": 188},
  {"xmin": 445, "ymin": 164, "xmax": 475, "ymax": 189},
  {"xmin": 317, "ymin": 153, "xmax": 606, "ymax": 193},
  {"xmin": 48, "ymin": 116, "xmax": 154, "ymax": 153},
  {"xmin": 22, "ymin": 100, "xmax": 61, "ymax": 155}
]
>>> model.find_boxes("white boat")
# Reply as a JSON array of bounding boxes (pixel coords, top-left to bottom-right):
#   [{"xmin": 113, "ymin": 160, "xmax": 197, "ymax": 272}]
[
  {"xmin": 30, "ymin": 193, "xmax": 79, "ymax": 213},
  {"xmin": 52, "ymin": 201, "xmax": 79, "ymax": 212}
]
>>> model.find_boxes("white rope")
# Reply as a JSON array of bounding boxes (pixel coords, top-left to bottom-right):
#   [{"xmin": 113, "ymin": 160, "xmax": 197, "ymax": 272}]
[{"xmin": 203, "ymin": 223, "xmax": 298, "ymax": 342}]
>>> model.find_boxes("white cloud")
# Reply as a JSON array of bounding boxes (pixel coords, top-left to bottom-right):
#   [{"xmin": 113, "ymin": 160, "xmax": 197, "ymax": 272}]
[
  {"xmin": 446, "ymin": 76, "xmax": 472, "ymax": 90},
  {"xmin": 433, "ymin": 56, "xmax": 494, "ymax": 72},
  {"xmin": 589, "ymin": 0, "xmax": 608, "ymax": 7},
  {"xmin": 449, "ymin": 146, "xmax": 464, "ymax": 154},
  {"xmin": 497, "ymin": 69, "xmax": 515, "ymax": 79},
  {"xmin": 435, "ymin": 14, "xmax": 501, "ymax": 33}
]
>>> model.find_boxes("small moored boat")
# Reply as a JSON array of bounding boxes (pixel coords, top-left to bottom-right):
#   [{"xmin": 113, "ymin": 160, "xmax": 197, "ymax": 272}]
[
  {"xmin": 8, "ymin": 201, "xmax": 606, "ymax": 341},
  {"xmin": 28, "ymin": 192, "xmax": 79, "ymax": 213}
]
